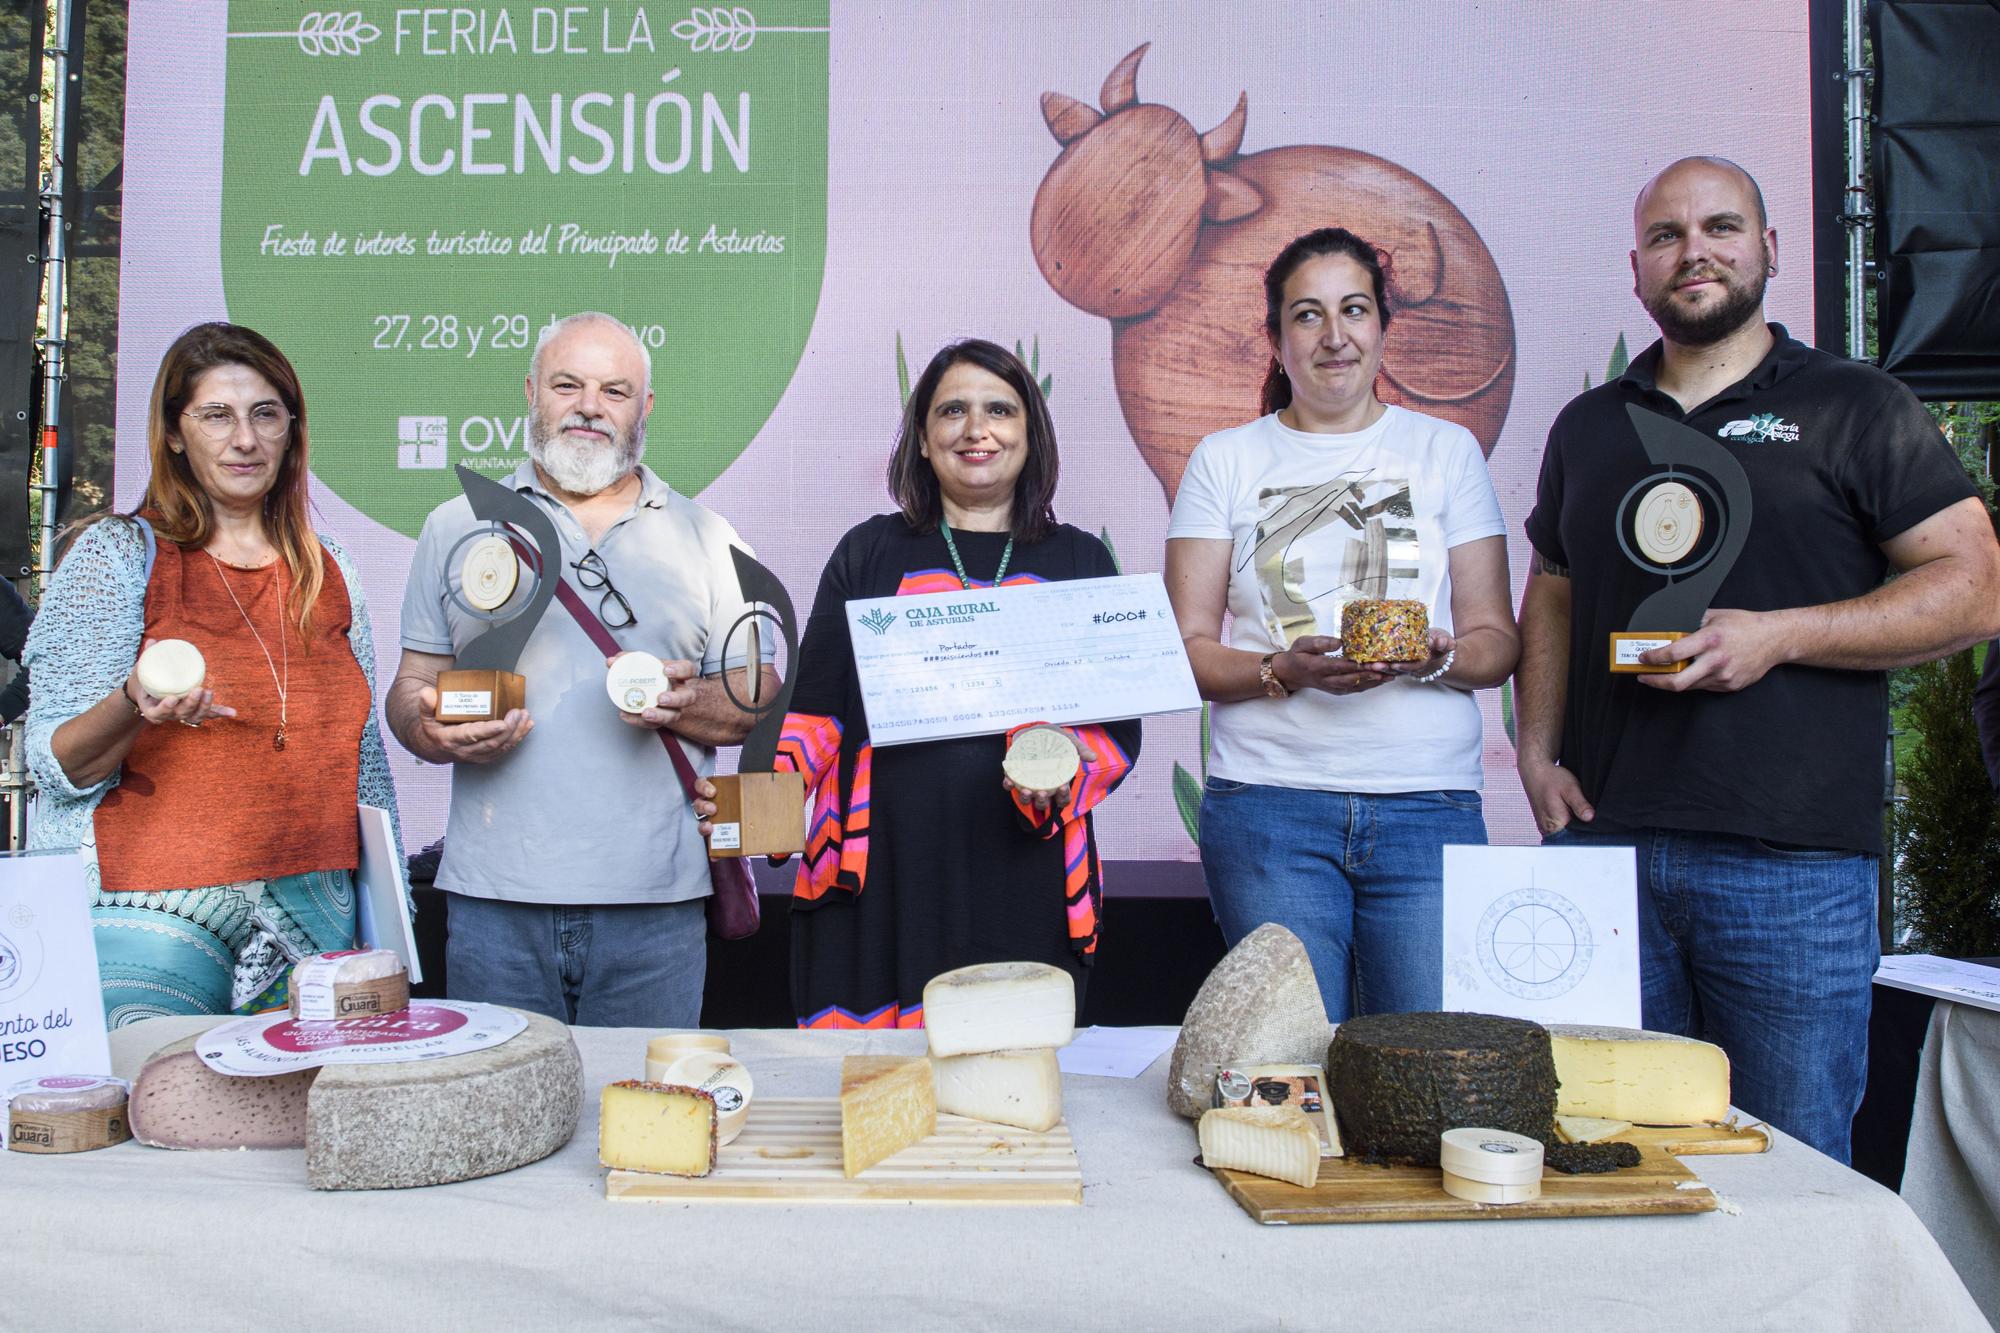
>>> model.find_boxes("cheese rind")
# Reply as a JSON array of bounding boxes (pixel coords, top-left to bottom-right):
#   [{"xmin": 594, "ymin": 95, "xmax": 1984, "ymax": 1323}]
[
  {"xmin": 922, "ymin": 963, "xmax": 1075, "ymax": 1058},
  {"xmin": 1198, "ymin": 1105, "xmax": 1321, "ymax": 1188},
  {"xmin": 840, "ymin": 1055, "xmax": 935, "ymax": 1177},
  {"xmin": 1548, "ymin": 1025, "xmax": 1730, "ymax": 1125},
  {"xmin": 598, "ymin": 1081, "xmax": 717, "ymax": 1177},
  {"xmin": 933, "ymin": 1048, "xmax": 1062, "ymax": 1132}
]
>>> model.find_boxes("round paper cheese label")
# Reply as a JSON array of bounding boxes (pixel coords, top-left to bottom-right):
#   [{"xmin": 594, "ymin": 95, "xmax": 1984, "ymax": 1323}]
[
  {"xmin": 606, "ymin": 651, "xmax": 670, "ymax": 714},
  {"xmin": 194, "ymin": 1001, "xmax": 529, "ymax": 1076}
]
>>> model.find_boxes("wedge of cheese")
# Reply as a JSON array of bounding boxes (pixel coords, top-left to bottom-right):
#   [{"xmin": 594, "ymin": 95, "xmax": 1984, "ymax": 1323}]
[
  {"xmin": 1548, "ymin": 1025, "xmax": 1730, "ymax": 1125},
  {"xmin": 840, "ymin": 1055, "xmax": 935, "ymax": 1177},
  {"xmin": 1198, "ymin": 1105, "xmax": 1320, "ymax": 1188},
  {"xmin": 598, "ymin": 1081, "xmax": 717, "ymax": 1177},
  {"xmin": 1554, "ymin": 1114, "xmax": 1633, "ymax": 1145},
  {"xmin": 933, "ymin": 1048, "xmax": 1062, "ymax": 1132},
  {"xmin": 922, "ymin": 962, "xmax": 1075, "ymax": 1058}
]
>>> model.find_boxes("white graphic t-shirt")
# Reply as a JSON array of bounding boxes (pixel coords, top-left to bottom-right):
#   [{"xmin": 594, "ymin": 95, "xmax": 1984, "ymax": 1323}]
[{"xmin": 1166, "ymin": 407, "xmax": 1506, "ymax": 793}]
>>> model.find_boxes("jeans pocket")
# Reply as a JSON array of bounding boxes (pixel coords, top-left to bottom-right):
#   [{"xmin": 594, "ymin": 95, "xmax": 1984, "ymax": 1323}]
[
  {"xmin": 1426, "ymin": 789, "xmax": 1483, "ymax": 811},
  {"xmin": 1203, "ymin": 775, "xmax": 1252, "ymax": 795},
  {"xmin": 1751, "ymin": 836, "xmax": 1859, "ymax": 861}
]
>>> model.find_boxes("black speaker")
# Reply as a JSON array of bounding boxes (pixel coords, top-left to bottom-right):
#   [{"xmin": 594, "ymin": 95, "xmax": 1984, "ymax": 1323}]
[
  {"xmin": 0, "ymin": 3, "xmax": 43, "ymax": 576},
  {"xmin": 1870, "ymin": 0, "xmax": 2000, "ymax": 399}
]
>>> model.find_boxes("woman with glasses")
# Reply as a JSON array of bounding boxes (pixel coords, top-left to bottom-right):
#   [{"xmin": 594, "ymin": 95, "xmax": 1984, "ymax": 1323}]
[
  {"xmin": 24, "ymin": 322, "xmax": 402, "ymax": 1025},
  {"xmin": 700, "ymin": 339, "xmax": 1142, "ymax": 1029}
]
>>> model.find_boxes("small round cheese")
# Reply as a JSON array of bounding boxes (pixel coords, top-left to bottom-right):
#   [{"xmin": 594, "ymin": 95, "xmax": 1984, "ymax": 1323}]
[
  {"xmin": 459, "ymin": 535, "xmax": 521, "ymax": 611},
  {"xmin": 8, "ymin": 1075, "xmax": 129, "ymax": 1114},
  {"xmin": 289, "ymin": 949, "xmax": 411, "ymax": 1020},
  {"xmin": 606, "ymin": 651, "xmax": 671, "ymax": 714},
  {"xmin": 1002, "ymin": 728, "xmax": 1080, "ymax": 792},
  {"xmin": 135, "ymin": 639, "xmax": 206, "ymax": 698},
  {"xmin": 658, "ymin": 1049, "xmax": 753, "ymax": 1146},
  {"xmin": 645, "ymin": 1032, "xmax": 731, "ymax": 1082},
  {"xmin": 1439, "ymin": 1127, "xmax": 1544, "ymax": 1185}
]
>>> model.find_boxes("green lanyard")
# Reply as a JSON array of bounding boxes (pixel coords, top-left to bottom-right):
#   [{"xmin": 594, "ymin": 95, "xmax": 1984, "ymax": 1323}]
[{"xmin": 938, "ymin": 520, "xmax": 1014, "ymax": 590}]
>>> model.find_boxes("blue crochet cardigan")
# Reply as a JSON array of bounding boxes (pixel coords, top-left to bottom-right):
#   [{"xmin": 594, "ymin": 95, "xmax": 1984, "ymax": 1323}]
[{"xmin": 23, "ymin": 518, "xmax": 402, "ymax": 889}]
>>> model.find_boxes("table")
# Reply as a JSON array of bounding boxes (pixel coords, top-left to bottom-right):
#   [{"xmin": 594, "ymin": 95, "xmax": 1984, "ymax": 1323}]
[
  {"xmin": 7, "ymin": 1019, "xmax": 1987, "ymax": 1332},
  {"xmin": 1903, "ymin": 1000, "xmax": 2000, "ymax": 1328}
]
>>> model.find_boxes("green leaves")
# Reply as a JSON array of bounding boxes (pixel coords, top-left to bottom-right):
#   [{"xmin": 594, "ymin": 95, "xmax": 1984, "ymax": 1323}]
[
  {"xmin": 1172, "ymin": 762, "xmax": 1203, "ymax": 844},
  {"xmin": 1583, "ymin": 332, "xmax": 1630, "ymax": 391}
]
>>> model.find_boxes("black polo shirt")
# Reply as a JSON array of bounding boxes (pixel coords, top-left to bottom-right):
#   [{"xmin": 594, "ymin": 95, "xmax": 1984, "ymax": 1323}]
[{"xmin": 1524, "ymin": 325, "xmax": 1975, "ymax": 853}]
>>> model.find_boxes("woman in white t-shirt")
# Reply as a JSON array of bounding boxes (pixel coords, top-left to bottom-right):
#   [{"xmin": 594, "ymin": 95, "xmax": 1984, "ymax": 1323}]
[{"xmin": 1163, "ymin": 227, "xmax": 1519, "ymax": 1022}]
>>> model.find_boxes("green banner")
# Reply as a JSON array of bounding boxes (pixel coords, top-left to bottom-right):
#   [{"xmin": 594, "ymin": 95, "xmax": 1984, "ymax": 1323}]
[{"xmin": 221, "ymin": 3, "xmax": 829, "ymax": 537}]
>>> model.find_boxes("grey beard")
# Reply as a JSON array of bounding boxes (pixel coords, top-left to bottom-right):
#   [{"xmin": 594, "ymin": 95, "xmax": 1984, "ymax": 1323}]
[{"xmin": 526, "ymin": 409, "xmax": 645, "ymax": 496}]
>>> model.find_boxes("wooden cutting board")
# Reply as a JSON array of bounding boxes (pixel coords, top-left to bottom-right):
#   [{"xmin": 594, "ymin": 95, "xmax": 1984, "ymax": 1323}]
[
  {"xmin": 1211, "ymin": 1143, "xmax": 1718, "ymax": 1225},
  {"xmin": 1616, "ymin": 1120, "xmax": 1770, "ymax": 1155},
  {"xmin": 604, "ymin": 1097, "xmax": 1083, "ymax": 1205}
]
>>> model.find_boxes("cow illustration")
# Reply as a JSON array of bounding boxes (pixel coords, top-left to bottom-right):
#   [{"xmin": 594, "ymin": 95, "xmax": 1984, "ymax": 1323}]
[{"xmin": 1032, "ymin": 44, "xmax": 1516, "ymax": 502}]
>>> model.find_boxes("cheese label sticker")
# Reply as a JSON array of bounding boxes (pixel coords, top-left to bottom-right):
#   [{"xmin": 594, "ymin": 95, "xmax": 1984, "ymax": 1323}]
[
  {"xmin": 1612, "ymin": 638, "xmax": 1677, "ymax": 666},
  {"xmin": 709, "ymin": 822, "xmax": 743, "ymax": 851},
  {"xmin": 440, "ymin": 690, "xmax": 493, "ymax": 714},
  {"xmin": 194, "ymin": 1001, "xmax": 528, "ymax": 1076}
]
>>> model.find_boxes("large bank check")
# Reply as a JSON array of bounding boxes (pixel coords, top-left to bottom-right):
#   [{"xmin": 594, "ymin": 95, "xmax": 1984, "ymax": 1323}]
[{"xmin": 846, "ymin": 573, "xmax": 1201, "ymax": 745}]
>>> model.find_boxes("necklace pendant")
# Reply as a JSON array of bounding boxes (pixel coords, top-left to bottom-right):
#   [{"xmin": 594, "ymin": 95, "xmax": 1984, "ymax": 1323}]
[{"xmin": 273, "ymin": 728, "xmax": 287, "ymax": 752}]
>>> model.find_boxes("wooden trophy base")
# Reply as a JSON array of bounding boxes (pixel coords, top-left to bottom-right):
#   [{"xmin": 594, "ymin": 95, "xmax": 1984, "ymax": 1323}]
[
  {"xmin": 436, "ymin": 669, "xmax": 527, "ymax": 723},
  {"xmin": 707, "ymin": 771, "xmax": 806, "ymax": 859},
  {"xmin": 1609, "ymin": 632, "xmax": 1688, "ymax": 674}
]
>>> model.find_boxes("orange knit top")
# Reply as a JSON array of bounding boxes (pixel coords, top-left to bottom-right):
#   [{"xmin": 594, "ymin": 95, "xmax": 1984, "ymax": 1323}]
[{"xmin": 92, "ymin": 540, "xmax": 369, "ymax": 892}]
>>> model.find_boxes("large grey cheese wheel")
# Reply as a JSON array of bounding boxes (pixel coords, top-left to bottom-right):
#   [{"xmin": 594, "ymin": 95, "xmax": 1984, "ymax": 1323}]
[
  {"xmin": 307, "ymin": 1009, "xmax": 582, "ymax": 1190},
  {"xmin": 128, "ymin": 1009, "xmax": 582, "ymax": 1190},
  {"xmin": 1166, "ymin": 923, "xmax": 1331, "ymax": 1119}
]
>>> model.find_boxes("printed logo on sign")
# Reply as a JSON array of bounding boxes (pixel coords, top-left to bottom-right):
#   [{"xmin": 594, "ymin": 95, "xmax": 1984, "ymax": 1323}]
[
  {"xmin": 858, "ymin": 608, "xmax": 897, "ymax": 636},
  {"xmin": 397, "ymin": 416, "xmax": 448, "ymax": 469},
  {"xmin": 1717, "ymin": 414, "xmax": 1799, "ymax": 444}
]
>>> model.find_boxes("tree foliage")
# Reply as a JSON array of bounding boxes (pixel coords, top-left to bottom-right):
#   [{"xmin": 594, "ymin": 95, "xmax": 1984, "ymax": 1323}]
[{"xmin": 1893, "ymin": 648, "xmax": 2000, "ymax": 956}]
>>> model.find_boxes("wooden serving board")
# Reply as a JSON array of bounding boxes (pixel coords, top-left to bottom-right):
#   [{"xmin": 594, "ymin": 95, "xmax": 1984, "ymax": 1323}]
[
  {"xmin": 1212, "ymin": 1144, "xmax": 1718, "ymax": 1226},
  {"xmin": 605, "ymin": 1098, "xmax": 1082, "ymax": 1205},
  {"xmin": 1616, "ymin": 1120, "xmax": 1770, "ymax": 1155}
]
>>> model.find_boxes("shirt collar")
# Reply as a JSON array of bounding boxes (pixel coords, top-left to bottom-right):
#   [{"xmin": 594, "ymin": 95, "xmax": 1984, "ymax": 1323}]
[
  {"xmin": 505, "ymin": 458, "xmax": 671, "ymax": 510},
  {"xmin": 1618, "ymin": 322, "xmax": 1808, "ymax": 406}
]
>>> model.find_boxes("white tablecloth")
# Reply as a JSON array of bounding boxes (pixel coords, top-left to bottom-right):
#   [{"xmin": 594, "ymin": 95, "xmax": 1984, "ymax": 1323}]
[
  {"xmin": 4, "ymin": 1019, "xmax": 1987, "ymax": 1332},
  {"xmin": 1904, "ymin": 1000, "xmax": 2000, "ymax": 1329}
]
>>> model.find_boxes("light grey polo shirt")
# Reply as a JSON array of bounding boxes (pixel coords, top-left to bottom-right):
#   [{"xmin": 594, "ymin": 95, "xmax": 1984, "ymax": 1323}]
[{"xmin": 401, "ymin": 459, "xmax": 755, "ymax": 905}]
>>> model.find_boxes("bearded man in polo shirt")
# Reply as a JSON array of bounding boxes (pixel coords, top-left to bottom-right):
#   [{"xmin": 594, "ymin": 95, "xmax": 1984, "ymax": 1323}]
[
  {"xmin": 1515, "ymin": 157, "xmax": 2000, "ymax": 1162},
  {"xmin": 388, "ymin": 311, "xmax": 777, "ymax": 1027}
]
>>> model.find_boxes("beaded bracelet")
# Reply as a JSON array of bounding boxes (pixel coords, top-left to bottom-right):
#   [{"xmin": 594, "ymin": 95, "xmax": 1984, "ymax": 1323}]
[{"xmin": 1411, "ymin": 648, "xmax": 1456, "ymax": 685}]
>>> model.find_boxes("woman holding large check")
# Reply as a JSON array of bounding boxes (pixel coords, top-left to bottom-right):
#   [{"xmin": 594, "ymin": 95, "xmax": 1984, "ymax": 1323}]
[
  {"xmin": 764, "ymin": 339, "xmax": 1140, "ymax": 1029},
  {"xmin": 1163, "ymin": 228, "xmax": 1518, "ymax": 1023}
]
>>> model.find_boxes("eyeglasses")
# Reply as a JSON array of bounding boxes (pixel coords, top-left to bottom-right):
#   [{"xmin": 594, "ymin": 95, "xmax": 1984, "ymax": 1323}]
[
  {"xmin": 181, "ymin": 404, "xmax": 292, "ymax": 443},
  {"xmin": 570, "ymin": 549, "xmax": 636, "ymax": 629}
]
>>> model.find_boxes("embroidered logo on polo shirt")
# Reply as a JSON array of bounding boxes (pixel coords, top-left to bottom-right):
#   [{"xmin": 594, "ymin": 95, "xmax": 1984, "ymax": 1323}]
[{"xmin": 1716, "ymin": 414, "xmax": 1799, "ymax": 444}]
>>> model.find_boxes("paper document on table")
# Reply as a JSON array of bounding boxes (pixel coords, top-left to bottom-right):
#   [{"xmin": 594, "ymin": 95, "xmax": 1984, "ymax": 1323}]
[
  {"xmin": 846, "ymin": 573, "xmax": 1200, "ymax": 745},
  {"xmin": 1873, "ymin": 954, "xmax": 2000, "ymax": 1013},
  {"xmin": 1057, "ymin": 1026, "xmax": 1179, "ymax": 1078}
]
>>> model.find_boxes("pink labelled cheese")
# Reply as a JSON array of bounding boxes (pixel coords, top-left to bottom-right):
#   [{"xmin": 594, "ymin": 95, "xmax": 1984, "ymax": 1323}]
[{"xmin": 128, "ymin": 1034, "xmax": 318, "ymax": 1150}]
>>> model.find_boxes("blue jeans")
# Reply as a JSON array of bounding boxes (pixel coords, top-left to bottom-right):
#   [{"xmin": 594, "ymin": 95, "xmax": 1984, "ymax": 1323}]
[
  {"xmin": 444, "ymin": 892, "xmax": 708, "ymax": 1028},
  {"xmin": 1198, "ymin": 779, "xmax": 1487, "ymax": 1022},
  {"xmin": 1544, "ymin": 823, "xmax": 1877, "ymax": 1163}
]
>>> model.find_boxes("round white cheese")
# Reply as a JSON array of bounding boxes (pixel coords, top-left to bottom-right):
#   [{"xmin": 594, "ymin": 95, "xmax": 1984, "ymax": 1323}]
[
  {"xmin": 1002, "ymin": 728, "xmax": 1080, "ymax": 792},
  {"xmin": 657, "ymin": 1049, "xmax": 753, "ymax": 1146},
  {"xmin": 1439, "ymin": 1127, "xmax": 1544, "ymax": 1185},
  {"xmin": 606, "ymin": 651, "xmax": 671, "ymax": 714},
  {"xmin": 645, "ymin": 1032, "xmax": 731, "ymax": 1082},
  {"xmin": 135, "ymin": 639, "xmax": 206, "ymax": 699}
]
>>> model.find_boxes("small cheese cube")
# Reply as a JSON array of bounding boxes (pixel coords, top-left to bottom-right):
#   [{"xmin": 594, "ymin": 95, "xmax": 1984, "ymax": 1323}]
[
  {"xmin": 933, "ymin": 1048, "xmax": 1063, "ymax": 1132},
  {"xmin": 922, "ymin": 962, "xmax": 1075, "ymax": 1058},
  {"xmin": 839, "ymin": 1056, "xmax": 935, "ymax": 1177},
  {"xmin": 598, "ymin": 1081, "xmax": 717, "ymax": 1177},
  {"xmin": 1198, "ymin": 1105, "xmax": 1321, "ymax": 1188},
  {"xmin": 1549, "ymin": 1025, "xmax": 1730, "ymax": 1125}
]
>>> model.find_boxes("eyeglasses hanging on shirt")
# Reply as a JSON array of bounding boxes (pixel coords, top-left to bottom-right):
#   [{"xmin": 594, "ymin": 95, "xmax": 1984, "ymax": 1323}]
[{"xmin": 570, "ymin": 549, "xmax": 637, "ymax": 629}]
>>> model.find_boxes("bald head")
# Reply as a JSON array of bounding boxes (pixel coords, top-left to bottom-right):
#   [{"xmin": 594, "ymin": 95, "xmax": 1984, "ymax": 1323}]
[{"xmin": 1636, "ymin": 156, "xmax": 1768, "ymax": 235}]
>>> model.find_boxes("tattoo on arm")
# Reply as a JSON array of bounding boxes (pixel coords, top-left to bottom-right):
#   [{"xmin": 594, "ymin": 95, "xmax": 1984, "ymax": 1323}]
[{"xmin": 1531, "ymin": 551, "xmax": 1570, "ymax": 579}]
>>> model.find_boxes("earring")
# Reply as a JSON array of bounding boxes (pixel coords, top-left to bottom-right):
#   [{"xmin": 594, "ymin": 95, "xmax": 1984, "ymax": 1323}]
[
  {"xmin": 1277, "ymin": 364, "xmax": 1288, "ymax": 378},
  {"xmin": 1767, "ymin": 265, "xmax": 1777, "ymax": 276}
]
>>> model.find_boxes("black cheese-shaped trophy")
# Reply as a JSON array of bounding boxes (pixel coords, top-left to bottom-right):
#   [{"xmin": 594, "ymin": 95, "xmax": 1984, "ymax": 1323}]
[
  {"xmin": 705, "ymin": 547, "xmax": 806, "ymax": 858},
  {"xmin": 434, "ymin": 464, "xmax": 560, "ymax": 721},
  {"xmin": 1609, "ymin": 404, "xmax": 1754, "ymax": 673}
]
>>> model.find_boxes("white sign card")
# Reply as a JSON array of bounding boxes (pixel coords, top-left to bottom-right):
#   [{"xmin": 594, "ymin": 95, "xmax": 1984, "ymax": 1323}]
[
  {"xmin": 1441, "ymin": 845, "xmax": 1641, "ymax": 1028},
  {"xmin": 846, "ymin": 573, "xmax": 1201, "ymax": 746},
  {"xmin": 356, "ymin": 804, "xmax": 423, "ymax": 984},
  {"xmin": 0, "ymin": 851, "xmax": 112, "ymax": 1081},
  {"xmin": 1873, "ymin": 954, "xmax": 2000, "ymax": 1015}
]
